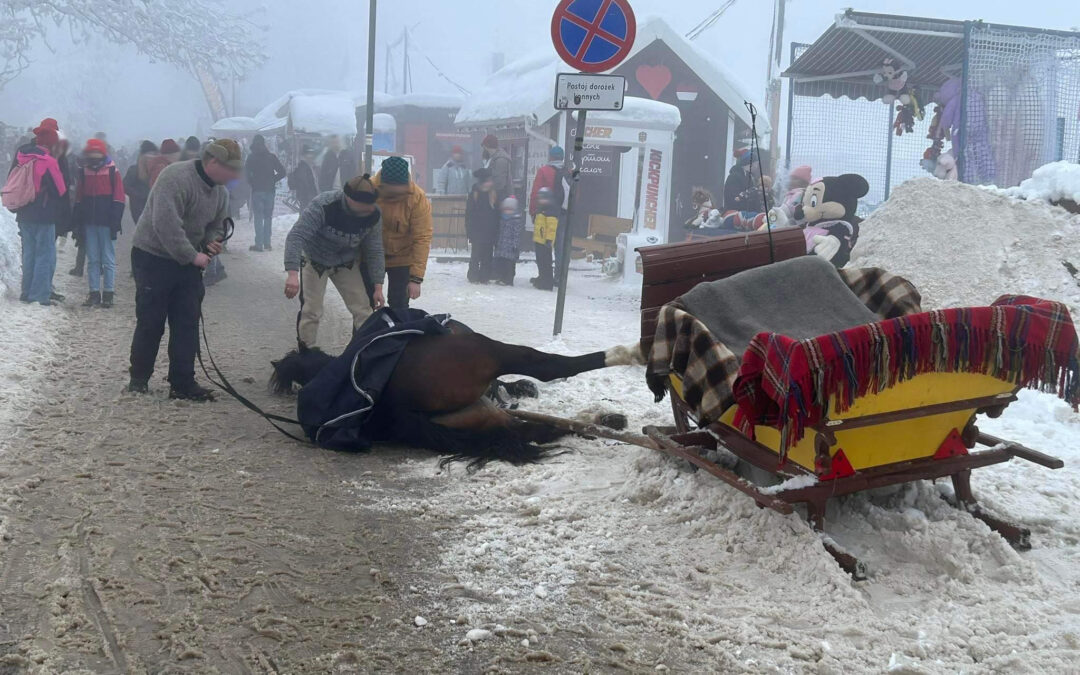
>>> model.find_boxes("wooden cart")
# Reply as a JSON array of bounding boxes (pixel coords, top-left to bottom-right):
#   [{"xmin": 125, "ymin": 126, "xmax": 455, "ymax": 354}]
[{"xmin": 630, "ymin": 231, "xmax": 1065, "ymax": 579}]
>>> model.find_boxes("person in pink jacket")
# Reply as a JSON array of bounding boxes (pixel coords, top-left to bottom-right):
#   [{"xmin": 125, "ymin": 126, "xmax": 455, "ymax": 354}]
[{"xmin": 8, "ymin": 122, "xmax": 68, "ymax": 305}]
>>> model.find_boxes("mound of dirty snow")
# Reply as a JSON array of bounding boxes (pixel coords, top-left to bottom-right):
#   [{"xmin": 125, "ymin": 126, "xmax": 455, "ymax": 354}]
[
  {"xmin": 850, "ymin": 177, "xmax": 1080, "ymax": 316},
  {"xmin": 1, "ymin": 210, "xmax": 21, "ymax": 297}
]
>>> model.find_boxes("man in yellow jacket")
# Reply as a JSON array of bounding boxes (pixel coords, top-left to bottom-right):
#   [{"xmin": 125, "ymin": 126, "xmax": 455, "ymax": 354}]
[{"xmin": 372, "ymin": 157, "xmax": 433, "ymax": 308}]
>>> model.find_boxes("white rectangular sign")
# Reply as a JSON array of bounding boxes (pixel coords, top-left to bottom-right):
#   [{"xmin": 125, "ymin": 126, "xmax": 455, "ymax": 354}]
[{"xmin": 554, "ymin": 73, "xmax": 626, "ymax": 111}]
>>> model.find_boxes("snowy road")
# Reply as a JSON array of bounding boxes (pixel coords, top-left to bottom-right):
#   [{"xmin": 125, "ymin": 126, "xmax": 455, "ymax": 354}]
[{"xmin": 1, "ymin": 212, "xmax": 1079, "ymax": 672}]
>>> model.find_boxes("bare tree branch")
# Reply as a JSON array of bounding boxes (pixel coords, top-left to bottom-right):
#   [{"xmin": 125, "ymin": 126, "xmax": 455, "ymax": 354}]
[{"xmin": 0, "ymin": 0, "xmax": 266, "ymax": 89}]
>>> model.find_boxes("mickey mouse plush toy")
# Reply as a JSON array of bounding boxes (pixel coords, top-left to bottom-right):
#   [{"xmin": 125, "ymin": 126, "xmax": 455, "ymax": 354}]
[{"xmin": 793, "ymin": 174, "xmax": 870, "ymax": 268}]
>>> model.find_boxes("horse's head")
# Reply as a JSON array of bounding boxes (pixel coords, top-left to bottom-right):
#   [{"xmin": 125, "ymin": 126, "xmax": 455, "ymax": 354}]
[{"xmin": 270, "ymin": 346, "xmax": 335, "ymax": 394}]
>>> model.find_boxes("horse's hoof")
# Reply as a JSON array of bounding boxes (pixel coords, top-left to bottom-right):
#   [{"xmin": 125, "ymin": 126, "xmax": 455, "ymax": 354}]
[
  {"xmin": 597, "ymin": 413, "xmax": 628, "ymax": 431},
  {"xmin": 501, "ymin": 380, "xmax": 539, "ymax": 399}
]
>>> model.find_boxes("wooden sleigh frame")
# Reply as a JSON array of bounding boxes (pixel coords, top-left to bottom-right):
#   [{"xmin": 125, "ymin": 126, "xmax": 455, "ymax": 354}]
[{"xmin": 624, "ymin": 230, "xmax": 1065, "ymax": 579}]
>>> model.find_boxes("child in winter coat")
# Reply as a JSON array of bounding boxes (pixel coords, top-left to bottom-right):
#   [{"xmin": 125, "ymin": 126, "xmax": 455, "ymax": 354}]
[
  {"xmin": 74, "ymin": 138, "xmax": 126, "ymax": 307},
  {"xmin": 531, "ymin": 187, "xmax": 559, "ymax": 291},
  {"xmin": 492, "ymin": 196, "xmax": 524, "ymax": 286}
]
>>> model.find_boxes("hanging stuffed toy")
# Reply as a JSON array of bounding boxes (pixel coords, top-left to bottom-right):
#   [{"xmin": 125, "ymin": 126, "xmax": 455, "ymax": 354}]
[
  {"xmin": 892, "ymin": 91, "xmax": 924, "ymax": 137},
  {"xmin": 874, "ymin": 58, "xmax": 910, "ymax": 105}
]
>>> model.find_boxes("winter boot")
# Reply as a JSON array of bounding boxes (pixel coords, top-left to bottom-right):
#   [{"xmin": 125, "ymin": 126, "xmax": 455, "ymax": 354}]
[
  {"xmin": 169, "ymin": 381, "xmax": 217, "ymax": 402},
  {"xmin": 126, "ymin": 378, "xmax": 149, "ymax": 394},
  {"xmin": 101, "ymin": 291, "xmax": 114, "ymax": 308},
  {"xmin": 83, "ymin": 291, "xmax": 101, "ymax": 307},
  {"xmin": 50, "ymin": 291, "xmax": 65, "ymax": 303}
]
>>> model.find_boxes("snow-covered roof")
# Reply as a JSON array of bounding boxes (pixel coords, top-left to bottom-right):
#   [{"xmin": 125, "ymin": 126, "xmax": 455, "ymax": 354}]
[
  {"xmin": 573, "ymin": 97, "xmax": 681, "ymax": 130},
  {"xmin": 455, "ymin": 51, "xmax": 563, "ymax": 128},
  {"xmin": 455, "ymin": 15, "xmax": 764, "ymax": 131},
  {"xmin": 375, "ymin": 93, "xmax": 464, "ymax": 110},
  {"xmin": 372, "ymin": 113, "xmax": 396, "ymax": 133},
  {"xmin": 288, "ymin": 94, "xmax": 358, "ymax": 136},
  {"xmin": 209, "ymin": 116, "xmax": 286, "ymax": 134}
]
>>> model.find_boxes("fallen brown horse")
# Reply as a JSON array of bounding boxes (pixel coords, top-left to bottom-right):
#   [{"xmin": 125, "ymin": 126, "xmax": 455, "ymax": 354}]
[{"xmin": 271, "ymin": 312, "xmax": 644, "ymax": 469}]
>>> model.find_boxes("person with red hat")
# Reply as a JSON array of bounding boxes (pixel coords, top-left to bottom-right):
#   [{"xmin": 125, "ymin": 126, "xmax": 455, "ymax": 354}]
[
  {"xmin": 435, "ymin": 145, "xmax": 472, "ymax": 195},
  {"xmin": 5, "ymin": 124, "xmax": 68, "ymax": 305},
  {"xmin": 146, "ymin": 138, "xmax": 181, "ymax": 189},
  {"xmin": 73, "ymin": 138, "xmax": 126, "ymax": 308},
  {"xmin": 481, "ymin": 134, "xmax": 512, "ymax": 202}
]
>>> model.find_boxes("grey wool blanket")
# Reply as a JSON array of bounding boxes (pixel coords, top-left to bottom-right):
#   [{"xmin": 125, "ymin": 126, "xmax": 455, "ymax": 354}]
[{"xmin": 679, "ymin": 255, "xmax": 880, "ymax": 359}]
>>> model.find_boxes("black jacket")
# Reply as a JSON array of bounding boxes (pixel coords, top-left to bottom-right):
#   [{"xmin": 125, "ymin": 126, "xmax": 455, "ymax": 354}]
[
  {"xmin": 123, "ymin": 165, "xmax": 151, "ymax": 223},
  {"xmin": 318, "ymin": 149, "xmax": 358, "ymax": 192},
  {"xmin": 465, "ymin": 188, "xmax": 500, "ymax": 246},
  {"xmin": 246, "ymin": 148, "xmax": 287, "ymax": 193},
  {"xmin": 723, "ymin": 166, "xmax": 767, "ymax": 213},
  {"xmin": 288, "ymin": 159, "xmax": 319, "ymax": 207}
]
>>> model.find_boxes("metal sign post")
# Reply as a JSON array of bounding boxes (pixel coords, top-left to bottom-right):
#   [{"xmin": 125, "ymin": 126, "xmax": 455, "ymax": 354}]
[
  {"xmin": 552, "ymin": 110, "xmax": 588, "ymax": 336},
  {"xmin": 548, "ymin": 0, "xmax": 636, "ymax": 336}
]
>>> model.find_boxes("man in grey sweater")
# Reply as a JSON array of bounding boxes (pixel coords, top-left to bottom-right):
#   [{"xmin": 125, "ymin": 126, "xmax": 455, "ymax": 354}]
[
  {"xmin": 284, "ymin": 174, "xmax": 386, "ymax": 348},
  {"xmin": 127, "ymin": 139, "xmax": 243, "ymax": 401}
]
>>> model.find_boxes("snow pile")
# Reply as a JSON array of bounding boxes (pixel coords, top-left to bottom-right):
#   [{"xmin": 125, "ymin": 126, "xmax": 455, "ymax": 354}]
[
  {"xmin": 850, "ymin": 177, "xmax": 1080, "ymax": 316},
  {"xmin": 0, "ymin": 210, "xmax": 21, "ymax": 297},
  {"xmin": 1000, "ymin": 161, "xmax": 1080, "ymax": 205}
]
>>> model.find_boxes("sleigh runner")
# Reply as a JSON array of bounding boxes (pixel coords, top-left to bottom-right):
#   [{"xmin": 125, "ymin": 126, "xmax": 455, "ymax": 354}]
[{"xmin": 630, "ymin": 231, "xmax": 1073, "ymax": 579}]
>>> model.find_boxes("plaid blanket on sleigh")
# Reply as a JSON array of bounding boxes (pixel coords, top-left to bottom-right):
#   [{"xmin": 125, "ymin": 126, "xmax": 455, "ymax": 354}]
[
  {"xmin": 734, "ymin": 295, "xmax": 1080, "ymax": 459},
  {"xmin": 645, "ymin": 264, "xmax": 924, "ymax": 425}
]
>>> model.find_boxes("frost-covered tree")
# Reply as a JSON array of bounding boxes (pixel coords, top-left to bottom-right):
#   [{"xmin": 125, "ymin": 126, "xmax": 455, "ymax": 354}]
[{"xmin": 0, "ymin": 0, "xmax": 265, "ymax": 88}]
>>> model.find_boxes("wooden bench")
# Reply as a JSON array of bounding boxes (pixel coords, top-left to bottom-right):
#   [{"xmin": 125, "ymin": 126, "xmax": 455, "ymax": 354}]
[{"xmin": 637, "ymin": 228, "xmax": 806, "ymax": 352}]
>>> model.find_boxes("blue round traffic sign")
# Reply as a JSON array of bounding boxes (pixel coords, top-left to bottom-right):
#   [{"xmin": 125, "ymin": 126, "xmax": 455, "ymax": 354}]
[{"xmin": 551, "ymin": 0, "xmax": 637, "ymax": 73}]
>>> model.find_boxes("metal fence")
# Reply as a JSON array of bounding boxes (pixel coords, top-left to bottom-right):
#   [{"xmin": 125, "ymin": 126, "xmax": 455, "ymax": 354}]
[
  {"xmin": 785, "ymin": 43, "xmax": 931, "ymax": 210},
  {"xmin": 786, "ymin": 24, "xmax": 1080, "ymax": 203},
  {"xmin": 961, "ymin": 24, "xmax": 1080, "ymax": 186}
]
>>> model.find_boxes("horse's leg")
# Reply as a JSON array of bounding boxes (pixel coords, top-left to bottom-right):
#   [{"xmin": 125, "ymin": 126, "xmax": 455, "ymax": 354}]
[
  {"xmin": 430, "ymin": 400, "xmax": 571, "ymax": 445},
  {"xmin": 489, "ymin": 338, "xmax": 644, "ymax": 382}
]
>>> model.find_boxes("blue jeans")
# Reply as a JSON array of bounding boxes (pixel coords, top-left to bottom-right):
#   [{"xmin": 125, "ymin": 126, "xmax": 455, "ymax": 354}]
[
  {"xmin": 252, "ymin": 191, "xmax": 275, "ymax": 248},
  {"xmin": 84, "ymin": 225, "xmax": 116, "ymax": 292},
  {"xmin": 18, "ymin": 222, "xmax": 56, "ymax": 304}
]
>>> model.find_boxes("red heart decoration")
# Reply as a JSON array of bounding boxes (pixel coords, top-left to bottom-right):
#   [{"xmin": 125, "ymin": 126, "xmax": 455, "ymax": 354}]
[{"xmin": 636, "ymin": 65, "xmax": 672, "ymax": 100}]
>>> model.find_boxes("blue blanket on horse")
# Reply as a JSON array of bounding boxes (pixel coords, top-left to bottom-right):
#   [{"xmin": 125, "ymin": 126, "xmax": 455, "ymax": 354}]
[{"xmin": 296, "ymin": 308, "xmax": 454, "ymax": 450}]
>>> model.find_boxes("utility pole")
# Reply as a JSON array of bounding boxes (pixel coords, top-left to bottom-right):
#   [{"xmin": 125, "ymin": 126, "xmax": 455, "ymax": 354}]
[
  {"xmin": 364, "ymin": 0, "xmax": 377, "ymax": 175},
  {"xmin": 402, "ymin": 27, "xmax": 410, "ymax": 95},
  {"xmin": 765, "ymin": 0, "xmax": 786, "ymax": 176}
]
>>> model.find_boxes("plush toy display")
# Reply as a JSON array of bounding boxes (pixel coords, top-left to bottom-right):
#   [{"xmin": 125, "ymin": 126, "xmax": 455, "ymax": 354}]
[
  {"xmin": 874, "ymin": 58, "xmax": 910, "ymax": 105},
  {"xmin": 934, "ymin": 151, "xmax": 958, "ymax": 181},
  {"xmin": 791, "ymin": 174, "xmax": 870, "ymax": 268}
]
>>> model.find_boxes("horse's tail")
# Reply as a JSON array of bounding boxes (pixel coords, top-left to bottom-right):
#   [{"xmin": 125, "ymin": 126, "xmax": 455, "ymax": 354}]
[{"xmin": 390, "ymin": 410, "xmax": 566, "ymax": 472}]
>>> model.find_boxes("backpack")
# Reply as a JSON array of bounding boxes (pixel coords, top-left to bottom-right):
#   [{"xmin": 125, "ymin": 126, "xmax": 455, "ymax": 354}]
[{"xmin": 2, "ymin": 158, "xmax": 38, "ymax": 212}]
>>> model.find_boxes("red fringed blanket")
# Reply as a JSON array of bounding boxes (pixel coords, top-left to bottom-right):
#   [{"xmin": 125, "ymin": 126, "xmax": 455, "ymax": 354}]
[{"xmin": 733, "ymin": 295, "xmax": 1080, "ymax": 460}]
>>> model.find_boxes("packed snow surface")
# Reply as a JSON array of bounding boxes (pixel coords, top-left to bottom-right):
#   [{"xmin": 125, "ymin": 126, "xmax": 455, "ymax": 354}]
[
  {"xmin": 1000, "ymin": 161, "xmax": 1080, "ymax": 204},
  {"xmin": 851, "ymin": 177, "xmax": 1080, "ymax": 316}
]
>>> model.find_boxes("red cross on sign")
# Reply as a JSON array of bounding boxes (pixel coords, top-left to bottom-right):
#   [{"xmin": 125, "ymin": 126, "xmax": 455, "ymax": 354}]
[{"xmin": 550, "ymin": 0, "xmax": 637, "ymax": 73}]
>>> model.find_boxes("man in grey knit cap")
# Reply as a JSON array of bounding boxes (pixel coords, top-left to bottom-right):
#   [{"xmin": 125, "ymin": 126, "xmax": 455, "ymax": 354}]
[
  {"xmin": 127, "ymin": 139, "xmax": 242, "ymax": 401},
  {"xmin": 284, "ymin": 174, "xmax": 386, "ymax": 348}
]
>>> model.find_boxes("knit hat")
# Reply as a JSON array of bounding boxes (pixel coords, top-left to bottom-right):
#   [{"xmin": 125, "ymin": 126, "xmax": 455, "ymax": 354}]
[
  {"xmin": 203, "ymin": 138, "xmax": 244, "ymax": 169},
  {"xmin": 34, "ymin": 128, "xmax": 58, "ymax": 149},
  {"xmin": 160, "ymin": 139, "xmax": 181, "ymax": 155},
  {"xmin": 35, "ymin": 118, "xmax": 59, "ymax": 132},
  {"xmin": 380, "ymin": 156, "xmax": 410, "ymax": 185},
  {"xmin": 789, "ymin": 165, "xmax": 812, "ymax": 185},
  {"xmin": 344, "ymin": 174, "xmax": 379, "ymax": 204},
  {"xmin": 451, "ymin": 145, "xmax": 464, "ymax": 154},
  {"xmin": 501, "ymin": 196, "xmax": 519, "ymax": 211},
  {"xmin": 83, "ymin": 138, "xmax": 108, "ymax": 156},
  {"xmin": 184, "ymin": 136, "xmax": 202, "ymax": 152},
  {"xmin": 734, "ymin": 147, "xmax": 753, "ymax": 166},
  {"xmin": 473, "ymin": 167, "xmax": 492, "ymax": 181},
  {"xmin": 139, "ymin": 140, "xmax": 159, "ymax": 155},
  {"xmin": 481, "ymin": 134, "xmax": 499, "ymax": 150},
  {"xmin": 548, "ymin": 146, "xmax": 565, "ymax": 161}
]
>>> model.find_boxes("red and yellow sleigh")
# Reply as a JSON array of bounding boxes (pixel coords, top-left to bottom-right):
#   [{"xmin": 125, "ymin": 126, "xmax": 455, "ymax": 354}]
[{"xmin": 631, "ymin": 229, "xmax": 1074, "ymax": 578}]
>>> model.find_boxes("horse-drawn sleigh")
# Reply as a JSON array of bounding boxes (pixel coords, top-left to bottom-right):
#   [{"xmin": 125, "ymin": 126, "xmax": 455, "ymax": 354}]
[{"xmin": 618, "ymin": 229, "xmax": 1075, "ymax": 579}]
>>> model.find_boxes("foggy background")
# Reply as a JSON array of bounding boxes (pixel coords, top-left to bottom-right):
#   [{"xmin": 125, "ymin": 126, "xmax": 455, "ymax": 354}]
[{"xmin": 1, "ymin": 0, "xmax": 1076, "ymax": 145}]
